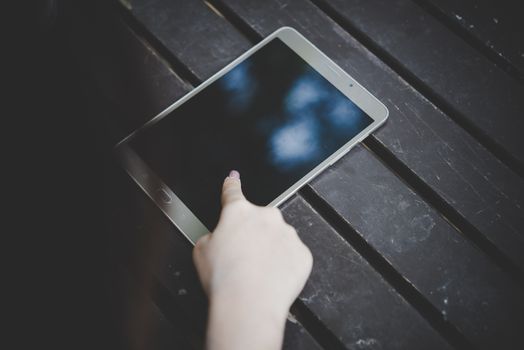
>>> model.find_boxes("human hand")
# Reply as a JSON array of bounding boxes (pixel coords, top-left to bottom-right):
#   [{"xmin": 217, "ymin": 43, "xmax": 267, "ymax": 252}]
[{"xmin": 193, "ymin": 170, "xmax": 313, "ymax": 350}]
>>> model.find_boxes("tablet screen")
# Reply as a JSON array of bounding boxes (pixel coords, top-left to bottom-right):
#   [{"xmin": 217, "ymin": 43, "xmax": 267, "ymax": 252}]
[{"xmin": 131, "ymin": 38, "xmax": 372, "ymax": 230}]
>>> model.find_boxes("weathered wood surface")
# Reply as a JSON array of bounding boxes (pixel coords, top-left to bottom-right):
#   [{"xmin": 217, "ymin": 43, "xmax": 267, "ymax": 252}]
[
  {"xmin": 282, "ymin": 196, "xmax": 452, "ymax": 349},
  {"xmin": 310, "ymin": 147, "xmax": 524, "ymax": 349},
  {"xmin": 316, "ymin": 0, "xmax": 524, "ymax": 175},
  {"xmin": 418, "ymin": 0, "xmax": 524, "ymax": 80},
  {"xmin": 315, "ymin": 0, "xmax": 524, "ymax": 271},
  {"xmin": 123, "ymin": 0, "xmax": 524, "ymax": 348}
]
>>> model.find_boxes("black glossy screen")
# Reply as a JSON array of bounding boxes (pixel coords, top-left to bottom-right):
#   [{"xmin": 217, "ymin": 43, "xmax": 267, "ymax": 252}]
[{"xmin": 131, "ymin": 38, "xmax": 372, "ymax": 230}]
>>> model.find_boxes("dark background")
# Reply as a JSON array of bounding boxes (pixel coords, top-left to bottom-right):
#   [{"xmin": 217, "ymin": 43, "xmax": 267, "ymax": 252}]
[{"xmin": 13, "ymin": 1, "xmax": 124, "ymax": 349}]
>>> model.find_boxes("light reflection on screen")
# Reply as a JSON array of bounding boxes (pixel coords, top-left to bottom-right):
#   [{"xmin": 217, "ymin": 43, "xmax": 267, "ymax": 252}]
[{"xmin": 132, "ymin": 38, "xmax": 372, "ymax": 229}]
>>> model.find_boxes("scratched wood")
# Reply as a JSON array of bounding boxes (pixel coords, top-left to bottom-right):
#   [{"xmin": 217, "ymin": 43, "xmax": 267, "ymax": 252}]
[
  {"xmin": 72, "ymin": 3, "xmax": 322, "ymax": 348},
  {"xmin": 317, "ymin": 0, "xmax": 524, "ymax": 173},
  {"xmin": 127, "ymin": 0, "xmax": 249, "ymax": 82},
  {"xmin": 216, "ymin": 0, "xmax": 524, "ymax": 273},
  {"xmin": 310, "ymin": 146, "xmax": 524, "ymax": 349},
  {"xmin": 191, "ymin": 0, "xmax": 523, "ymax": 348},
  {"xmin": 282, "ymin": 196, "xmax": 452, "ymax": 349},
  {"xmin": 419, "ymin": 0, "xmax": 524, "ymax": 80},
  {"xmin": 311, "ymin": 0, "xmax": 524, "ymax": 275}
]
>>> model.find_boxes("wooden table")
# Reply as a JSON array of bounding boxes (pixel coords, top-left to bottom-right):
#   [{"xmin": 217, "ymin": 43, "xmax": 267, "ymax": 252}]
[{"xmin": 71, "ymin": 0, "xmax": 524, "ymax": 348}]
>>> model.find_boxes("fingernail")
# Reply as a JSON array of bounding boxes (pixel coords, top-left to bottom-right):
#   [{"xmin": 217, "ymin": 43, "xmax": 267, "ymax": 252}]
[{"xmin": 228, "ymin": 170, "xmax": 240, "ymax": 180}]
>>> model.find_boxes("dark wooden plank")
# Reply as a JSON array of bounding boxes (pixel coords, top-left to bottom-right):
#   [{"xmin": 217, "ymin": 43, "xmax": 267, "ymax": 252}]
[
  {"xmin": 310, "ymin": 146, "xmax": 524, "ymax": 349},
  {"xmin": 193, "ymin": 0, "xmax": 524, "ymax": 348},
  {"xmin": 316, "ymin": 0, "xmax": 524, "ymax": 175},
  {"xmin": 417, "ymin": 0, "xmax": 524, "ymax": 80},
  {"xmin": 283, "ymin": 196, "xmax": 452, "ymax": 349},
  {"xmin": 122, "ymin": 0, "xmax": 457, "ymax": 348},
  {"xmin": 128, "ymin": 0, "xmax": 249, "ymax": 82},
  {"xmin": 210, "ymin": 0, "xmax": 524, "ymax": 274},
  {"xmin": 315, "ymin": 0, "xmax": 524, "ymax": 273}
]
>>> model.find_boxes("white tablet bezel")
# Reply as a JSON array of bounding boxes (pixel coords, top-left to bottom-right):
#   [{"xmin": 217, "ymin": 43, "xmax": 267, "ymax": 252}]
[{"xmin": 114, "ymin": 26, "xmax": 388, "ymax": 245}]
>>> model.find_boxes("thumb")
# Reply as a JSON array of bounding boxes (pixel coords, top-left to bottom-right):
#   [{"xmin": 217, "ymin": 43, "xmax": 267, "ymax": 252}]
[{"xmin": 221, "ymin": 170, "xmax": 246, "ymax": 206}]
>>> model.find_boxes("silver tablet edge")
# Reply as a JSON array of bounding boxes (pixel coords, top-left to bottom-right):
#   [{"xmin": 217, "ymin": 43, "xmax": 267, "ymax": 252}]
[{"xmin": 116, "ymin": 144, "xmax": 210, "ymax": 244}]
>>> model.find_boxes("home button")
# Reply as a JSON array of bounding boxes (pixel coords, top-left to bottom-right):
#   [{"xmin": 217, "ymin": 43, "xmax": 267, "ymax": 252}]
[{"xmin": 156, "ymin": 188, "xmax": 172, "ymax": 204}]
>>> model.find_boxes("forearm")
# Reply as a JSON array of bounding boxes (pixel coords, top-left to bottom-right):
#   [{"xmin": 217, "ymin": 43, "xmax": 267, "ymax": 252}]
[{"xmin": 206, "ymin": 291, "xmax": 288, "ymax": 350}]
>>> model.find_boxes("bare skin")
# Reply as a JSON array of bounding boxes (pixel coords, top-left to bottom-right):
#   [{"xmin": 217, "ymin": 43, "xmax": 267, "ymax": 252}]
[{"xmin": 193, "ymin": 170, "xmax": 313, "ymax": 350}]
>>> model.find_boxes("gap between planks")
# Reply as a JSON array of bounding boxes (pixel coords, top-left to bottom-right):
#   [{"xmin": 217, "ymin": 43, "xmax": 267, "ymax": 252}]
[
  {"xmin": 309, "ymin": 0, "xmax": 524, "ymax": 179},
  {"xmin": 116, "ymin": 1, "xmax": 201, "ymax": 87},
  {"xmin": 362, "ymin": 136, "xmax": 524, "ymax": 288},
  {"xmin": 412, "ymin": 0, "xmax": 524, "ymax": 84},
  {"xmin": 305, "ymin": 0, "xmax": 524, "ymax": 283},
  {"xmin": 299, "ymin": 186, "xmax": 474, "ymax": 350}
]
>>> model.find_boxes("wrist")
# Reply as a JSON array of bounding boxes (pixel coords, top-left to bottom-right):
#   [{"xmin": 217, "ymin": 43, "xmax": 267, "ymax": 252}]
[
  {"xmin": 207, "ymin": 290, "xmax": 288, "ymax": 350},
  {"xmin": 210, "ymin": 279, "xmax": 291, "ymax": 321},
  {"xmin": 210, "ymin": 288, "xmax": 289, "ymax": 323}
]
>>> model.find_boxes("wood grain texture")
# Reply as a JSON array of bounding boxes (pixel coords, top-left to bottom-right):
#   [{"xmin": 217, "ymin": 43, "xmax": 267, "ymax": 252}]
[
  {"xmin": 216, "ymin": 0, "xmax": 524, "ymax": 273},
  {"xmin": 129, "ymin": 0, "xmax": 249, "ymax": 81},
  {"xmin": 310, "ymin": 145, "xmax": 524, "ymax": 349},
  {"xmin": 419, "ymin": 0, "xmax": 524, "ymax": 80},
  {"xmin": 317, "ymin": 0, "xmax": 524, "ymax": 172},
  {"xmin": 283, "ymin": 196, "xmax": 452, "ymax": 349},
  {"xmin": 205, "ymin": 0, "xmax": 524, "ymax": 348}
]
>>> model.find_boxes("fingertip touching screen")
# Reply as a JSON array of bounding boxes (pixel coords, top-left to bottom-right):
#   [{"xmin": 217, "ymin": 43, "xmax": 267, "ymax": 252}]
[{"xmin": 131, "ymin": 38, "xmax": 373, "ymax": 230}]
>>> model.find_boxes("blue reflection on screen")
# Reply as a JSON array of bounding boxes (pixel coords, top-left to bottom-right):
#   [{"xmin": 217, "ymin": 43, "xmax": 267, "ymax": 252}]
[
  {"xmin": 219, "ymin": 62, "xmax": 256, "ymax": 114},
  {"xmin": 270, "ymin": 115, "xmax": 321, "ymax": 170},
  {"xmin": 266, "ymin": 73, "xmax": 367, "ymax": 171}
]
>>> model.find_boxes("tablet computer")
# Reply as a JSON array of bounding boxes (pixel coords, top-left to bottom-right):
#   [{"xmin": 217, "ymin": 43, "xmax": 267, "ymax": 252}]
[{"xmin": 115, "ymin": 27, "xmax": 388, "ymax": 244}]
